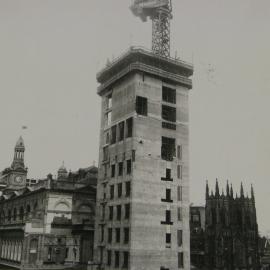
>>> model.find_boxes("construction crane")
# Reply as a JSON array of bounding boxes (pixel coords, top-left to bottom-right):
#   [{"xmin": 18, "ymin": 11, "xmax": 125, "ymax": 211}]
[{"xmin": 130, "ymin": 0, "xmax": 173, "ymax": 58}]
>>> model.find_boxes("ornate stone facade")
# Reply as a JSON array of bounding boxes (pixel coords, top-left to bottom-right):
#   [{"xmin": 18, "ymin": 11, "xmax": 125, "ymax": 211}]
[
  {"xmin": 0, "ymin": 138, "xmax": 97, "ymax": 270},
  {"xmin": 205, "ymin": 181, "xmax": 260, "ymax": 270}
]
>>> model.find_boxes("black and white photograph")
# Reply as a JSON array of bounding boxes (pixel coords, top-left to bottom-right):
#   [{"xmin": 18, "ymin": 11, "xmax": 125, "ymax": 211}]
[{"xmin": 0, "ymin": 1, "xmax": 270, "ymax": 269}]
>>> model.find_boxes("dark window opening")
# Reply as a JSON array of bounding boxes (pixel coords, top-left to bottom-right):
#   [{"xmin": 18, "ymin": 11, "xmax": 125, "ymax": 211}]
[
  {"xmin": 162, "ymin": 189, "xmax": 173, "ymax": 203},
  {"xmin": 107, "ymin": 250, "xmax": 111, "ymax": 266},
  {"xmin": 136, "ymin": 96, "xmax": 148, "ymax": 116},
  {"xmin": 177, "ymin": 230, "xmax": 183, "ymax": 247},
  {"xmin": 110, "ymin": 185, "xmax": 114, "ymax": 199},
  {"xmin": 108, "ymin": 228, "xmax": 112, "ymax": 243},
  {"xmin": 123, "ymin": 251, "xmax": 129, "ymax": 268},
  {"xmin": 109, "ymin": 206, "xmax": 113, "ymax": 220},
  {"xmin": 161, "ymin": 137, "xmax": 176, "ymax": 161},
  {"xmin": 115, "ymin": 228, "xmax": 120, "ymax": 243},
  {"xmin": 132, "ymin": 150, "xmax": 136, "ymax": 162},
  {"xmin": 126, "ymin": 160, "xmax": 132, "ymax": 175},
  {"xmin": 178, "ymin": 207, "xmax": 182, "ymax": 221},
  {"xmin": 162, "ymin": 105, "xmax": 176, "ymax": 122},
  {"xmin": 178, "ymin": 252, "xmax": 184, "ymax": 268},
  {"xmin": 161, "ymin": 210, "xmax": 173, "ymax": 225},
  {"xmin": 177, "ymin": 145, "xmax": 182, "ymax": 160},
  {"xmin": 104, "ymin": 164, "xmax": 108, "ymax": 178},
  {"xmin": 162, "ymin": 122, "xmax": 176, "ymax": 130},
  {"xmin": 8, "ymin": 210, "xmax": 11, "ymax": 222},
  {"xmin": 103, "ymin": 146, "xmax": 109, "ymax": 162},
  {"xmin": 105, "ymin": 131, "xmax": 110, "ymax": 144},
  {"xmin": 13, "ymin": 208, "xmax": 17, "ymax": 221},
  {"xmin": 101, "ymin": 225, "xmax": 104, "ymax": 242},
  {"xmin": 125, "ymin": 204, "xmax": 130, "ymax": 220},
  {"xmin": 162, "ymin": 86, "xmax": 176, "ymax": 104},
  {"xmin": 111, "ymin": 164, "xmax": 115, "ymax": 178},
  {"xmin": 166, "ymin": 210, "xmax": 171, "ymax": 222},
  {"xmin": 161, "ymin": 168, "xmax": 173, "ymax": 181},
  {"xmin": 124, "ymin": 228, "xmax": 129, "ymax": 244},
  {"xmin": 126, "ymin": 181, "xmax": 131, "ymax": 197},
  {"xmin": 115, "ymin": 251, "xmax": 120, "ymax": 268},
  {"xmin": 126, "ymin": 118, "xmax": 133, "ymax": 138},
  {"xmin": 107, "ymin": 94, "xmax": 112, "ymax": 109},
  {"xmin": 101, "ymin": 205, "xmax": 105, "ymax": 220},
  {"xmin": 177, "ymin": 165, "xmax": 182, "ymax": 179},
  {"xmin": 118, "ymin": 183, "xmax": 122, "ymax": 198},
  {"xmin": 118, "ymin": 121, "xmax": 125, "ymax": 141},
  {"xmin": 166, "ymin": 233, "xmax": 171, "ymax": 244},
  {"xmin": 117, "ymin": 205, "xmax": 121, "ymax": 220},
  {"xmin": 118, "ymin": 162, "xmax": 123, "ymax": 176},
  {"xmin": 111, "ymin": 125, "xmax": 117, "ymax": 144},
  {"xmin": 166, "ymin": 169, "xmax": 171, "ymax": 179}
]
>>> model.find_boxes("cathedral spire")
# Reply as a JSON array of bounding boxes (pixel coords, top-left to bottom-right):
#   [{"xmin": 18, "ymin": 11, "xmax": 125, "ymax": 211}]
[
  {"xmin": 230, "ymin": 184, "xmax": 233, "ymax": 198},
  {"xmin": 251, "ymin": 184, "xmax": 255, "ymax": 202},
  {"xmin": 226, "ymin": 180, "xmax": 230, "ymax": 197},
  {"xmin": 215, "ymin": 179, "xmax": 219, "ymax": 197},
  {"xmin": 240, "ymin": 182, "xmax": 244, "ymax": 198},
  {"xmin": 206, "ymin": 180, "xmax": 209, "ymax": 199}
]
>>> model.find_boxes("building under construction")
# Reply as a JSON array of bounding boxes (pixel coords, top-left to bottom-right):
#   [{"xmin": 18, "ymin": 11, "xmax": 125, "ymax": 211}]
[{"xmin": 94, "ymin": 1, "xmax": 193, "ymax": 269}]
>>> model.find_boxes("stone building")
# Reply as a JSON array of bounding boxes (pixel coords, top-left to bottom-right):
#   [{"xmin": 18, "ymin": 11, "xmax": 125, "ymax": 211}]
[
  {"xmin": 190, "ymin": 206, "xmax": 205, "ymax": 269},
  {"xmin": 205, "ymin": 181, "xmax": 260, "ymax": 270},
  {"xmin": 0, "ymin": 137, "xmax": 97, "ymax": 270},
  {"xmin": 94, "ymin": 46, "xmax": 193, "ymax": 270}
]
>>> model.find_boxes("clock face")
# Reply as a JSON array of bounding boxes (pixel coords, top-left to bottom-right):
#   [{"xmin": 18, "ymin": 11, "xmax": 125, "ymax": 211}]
[{"xmin": 15, "ymin": 176, "xmax": 23, "ymax": 184}]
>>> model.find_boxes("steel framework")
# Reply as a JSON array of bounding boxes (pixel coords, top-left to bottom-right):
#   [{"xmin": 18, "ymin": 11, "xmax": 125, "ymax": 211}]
[
  {"xmin": 151, "ymin": 6, "xmax": 171, "ymax": 57},
  {"xmin": 130, "ymin": 0, "xmax": 173, "ymax": 58}
]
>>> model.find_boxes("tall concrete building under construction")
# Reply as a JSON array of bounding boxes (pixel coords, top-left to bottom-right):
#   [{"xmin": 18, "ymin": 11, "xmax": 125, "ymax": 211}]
[{"xmin": 94, "ymin": 1, "xmax": 193, "ymax": 270}]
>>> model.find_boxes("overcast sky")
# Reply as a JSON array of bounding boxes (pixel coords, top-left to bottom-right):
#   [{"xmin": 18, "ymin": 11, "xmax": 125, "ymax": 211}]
[{"xmin": 0, "ymin": 0, "xmax": 270, "ymax": 234}]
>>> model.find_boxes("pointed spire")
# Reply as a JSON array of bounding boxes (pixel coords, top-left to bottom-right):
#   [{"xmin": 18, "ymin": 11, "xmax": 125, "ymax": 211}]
[
  {"xmin": 240, "ymin": 182, "xmax": 244, "ymax": 198},
  {"xmin": 221, "ymin": 189, "xmax": 224, "ymax": 197},
  {"xmin": 15, "ymin": 136, "xmax": 25, "ymax": 149},
  {"xmin": 226, "ymin": 180, "xmax": 230, "ymax": 197},
  {"xmin": 230, "ymin": 184, "xmax": 233, "ymax": 198},
  {"xmin": 251, "ymin": 184, "xmax": 255, "ymax": 202},
  {"xmin": 206, "ymin": 180, "xmax": 209, "ymax": 199},
  {"xmin": 215, "ymin": 178, "xmax": 220, "ymax": 197},
  {"xmin": 11, "ymin": 136, "xmax": 26, "ymax": 170}
]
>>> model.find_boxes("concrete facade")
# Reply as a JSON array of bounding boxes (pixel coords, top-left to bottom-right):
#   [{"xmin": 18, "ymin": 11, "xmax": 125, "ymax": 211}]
[{"xmin": 94, "ymin": 47, "xmax": 193, "ymax": 270}]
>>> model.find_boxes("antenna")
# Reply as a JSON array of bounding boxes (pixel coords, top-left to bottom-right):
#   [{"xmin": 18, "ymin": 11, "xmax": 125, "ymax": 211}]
[{"xmin": 130, "ymin": 0, "xmax": 173, "ymax": 58}]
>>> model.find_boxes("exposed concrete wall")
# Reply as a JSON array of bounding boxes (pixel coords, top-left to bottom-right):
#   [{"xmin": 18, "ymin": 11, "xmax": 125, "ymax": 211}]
[{"xmin": 95, "ymin": 66, "xmax": 191, "ymax": 270}]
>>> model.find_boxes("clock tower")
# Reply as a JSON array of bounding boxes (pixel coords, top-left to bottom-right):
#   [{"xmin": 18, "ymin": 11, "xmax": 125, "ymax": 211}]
[{"xmin": 5, "ymin": 136, "xmax": 28, "ymax": 191}]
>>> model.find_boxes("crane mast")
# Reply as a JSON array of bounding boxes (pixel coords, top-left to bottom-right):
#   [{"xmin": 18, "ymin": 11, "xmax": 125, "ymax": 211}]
[{"xmin": 131, "ymin": 0, "xmax": 172, "ymax": 58}]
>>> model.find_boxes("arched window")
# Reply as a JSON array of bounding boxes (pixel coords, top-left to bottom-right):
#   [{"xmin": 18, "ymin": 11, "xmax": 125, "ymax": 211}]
[
  {"xmin": 212, "ymin": 208, "xmax": 216, "ymax": 225},
  {"xmin": 220, "ymin": 208, "xmax": 226, "ymax": 225},
  {"xmin": 8, "ymin": 210, "xmax": 11, "ymax": 222},
  {"xmin": 33, "ymin": 202, "xmax": 38, "ymax": 218},
  {"xmin": 26, "ymin": 205, "xmax": 31, "ymax": 218},
  {"xmin": 48, "ymin": 247, "xmax": 52, "ymax": 261},
  {"xmin": 2, "ymin": 211, "xmax": 6, "ymax": 223},
  {"xmin": 34, "ymin": 202, "xmax": 38, "ymax": 210},
  {"xmin": 19, "ymin": 207, "xmax": 24, "ymax": 221},
  {"xmin": 13, "ymin": 208, "xmax": 17, "ymax": 221},
  {"xmin": 237, "ymin": 209, "xmax": 242, "ymax": 226}
]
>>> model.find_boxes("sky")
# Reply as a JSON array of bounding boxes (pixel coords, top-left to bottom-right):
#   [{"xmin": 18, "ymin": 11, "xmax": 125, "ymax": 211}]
[{"xmin": 0, "ymin": 0, "xmax": 270, "ymax": 233}]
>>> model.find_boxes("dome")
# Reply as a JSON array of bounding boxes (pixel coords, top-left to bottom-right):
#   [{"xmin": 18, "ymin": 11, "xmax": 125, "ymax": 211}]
[
  {"xmin": 58, "ymin": 163, "xmax": 67, "ymax": 173},
  {"xmin": 57, "ymin": 162, "xmax": 68, "ymax": 179}
]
